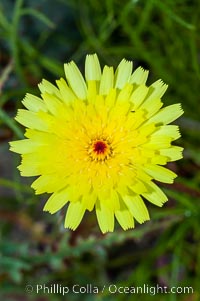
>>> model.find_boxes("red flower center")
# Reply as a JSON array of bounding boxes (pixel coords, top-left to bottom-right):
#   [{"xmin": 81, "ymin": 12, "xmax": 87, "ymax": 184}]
[{"xmin": 93, "ymin": 141, "xmax": 107, "ymax": 155}]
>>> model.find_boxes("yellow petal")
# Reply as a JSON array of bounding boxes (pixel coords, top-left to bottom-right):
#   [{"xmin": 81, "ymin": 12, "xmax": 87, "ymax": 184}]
[
  {"xmin": 115, "ymin": 209, "xmax": 134, "ymax": 230},
  {"xmin": 99, "ymin": 189, "xmax": 120, "ymax": 211},
  {"xmin": 24, "ymin": 129, "xmax": 57, "ymax": 143},
  {"xmin": 123, "ymin": 194, "xmax": 150, "ymax": 223},
  {"xmin": 9, "ymin": 139, "xmax": 40, "ymax": 154},
  {"xmin": 44, "ymin": 187, "xmax": 69, "ymax": 213},
  {"xmin": 146, "ymin": 79, "xmax": 168, "ymax": 101},
  {"xmin": 15, "ymin": 109, "xmax": 49, "ymax": 131},
  {"xmin": 65, "ymin": 202, "xmax": 85, "ymax": 230},
  {"xmin": 115, "ymin": 59, "xmax": 133, "ymax": 89},
  {"xmin": 85, "ymin": 53, "xmax": 101, "ymax": 81},
  {"xmin": 96, "ymin": 200, "xmax": 114, "ymax": 233},
  {"xmin": 144, "ymin": 136, "xmax": 172, "ymax": 149},
  {"xmin": 143, "ymin": 164, "xmax": 177, "ymax": 183},
  {"xmin": 149, "ymin": 154, "xmax": 168, "ymax": 165},
  {"xmin": 159, "ymin": 146, "xmax": 183, "ymax": 161},
  {"xmin": 130, "ymin": 67, "xmax": 149, "ymax": 85},
  {"xmin": 19, "ymin": 147, "xmax": 69, "ymax": 176},
  {"xmin": 82, "ymin": 193, "xmax": 96, "ymax": 211},
  {"xmin": 22, "ymin": 93, "xmax": 47, "ymax": 112},
  {"xmin": 129, "ymin": 85, "xmax": 149, "ymax": 110},
  {"xmin": 56, "ymin": 78, "xmax": 76, "ymax": 103},
  {"xmin": 99, "ymin": 66, "xmax": 114, "ymax": 95},
  {"xmin": 140, "ymin": 98, "xmax": 163, "ymax": 118},
  {"xmin": 41, "ymin": 93, "xmax": 63, "ymax": 116},
  {"xmin": 152, "ymin": 125, "xmax": 181, "ymax": 141},
  {"xmin": 142, "ymin": 181, "xmax": 168, "ymax": 206},
  {"xmin": 132, "ymin": 110, "xmax": 146, "ymax": 129},
  {"xmin": 87, "ymin": 80, "xmax": 97, "ymax": 103},
  {"xmin": 32, "ymin": 174, "xmax": 67, "ymax": 194},
  {"xmin": 128, "ymin": 179, "xmax": 148, "ymax": 194},
  {"xmin": 64, "ymin": 61, "xmax": 87, "ymax": 99},
  {"xmin": 104, "ymin": 88, "xmax": 116, "ymax": 107},
  {"xmin": 38, "ymin": 79, "xmax": 61, "ymax": 98},
  {"xmin": 138, "ymin": 123, "xmax": 156, "ymax": 137},
  {"xmin": 145, "ymin": 104, "xmax": 184, "ymax": 125},
  {"xmin": 117, "ymin": 84, "xmax": 133, "ymax": 103}
]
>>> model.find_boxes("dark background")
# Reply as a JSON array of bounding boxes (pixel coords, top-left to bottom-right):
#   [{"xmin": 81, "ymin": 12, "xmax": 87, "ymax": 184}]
[{"xmin": 0, "ymin": 0, "xmax": 200, "ymax": 300}]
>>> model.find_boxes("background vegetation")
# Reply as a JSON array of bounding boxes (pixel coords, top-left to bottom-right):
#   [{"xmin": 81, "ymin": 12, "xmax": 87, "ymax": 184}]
[{"xmin": 0, "ymin": 0, "xmax": 200, "ymax": 300}]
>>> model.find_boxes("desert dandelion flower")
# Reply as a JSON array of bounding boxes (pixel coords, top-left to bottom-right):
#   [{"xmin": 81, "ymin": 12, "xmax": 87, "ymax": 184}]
[{"xmin": 10, "ymin": 54, "xmax": 184, "ymax": 233}]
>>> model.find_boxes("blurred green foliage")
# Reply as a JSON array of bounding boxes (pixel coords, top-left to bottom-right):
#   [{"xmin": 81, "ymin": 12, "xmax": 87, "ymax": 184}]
[{"xmin": 0, "ymin": 0, "xmax": 200, "ymax": 300}]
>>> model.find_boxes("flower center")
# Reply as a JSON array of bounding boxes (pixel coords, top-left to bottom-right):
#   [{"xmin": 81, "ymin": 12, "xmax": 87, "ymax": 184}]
[
  {"xmin": 87, "ymin": 138, "xmax": 113, "ymax": 161},
  {"xmin": 93, "ymin": 140, "xmax": 107, "ymax": 155}
]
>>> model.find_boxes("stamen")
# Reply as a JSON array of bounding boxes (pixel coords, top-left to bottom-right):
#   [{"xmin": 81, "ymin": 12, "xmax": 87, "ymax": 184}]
[
  {"xmin": 93, "ymin": 141, "xmax": 107, "ymax": 154},
  {"xmin": 87, "ymin": 138, "xmax": 113, "ymax": 161}
]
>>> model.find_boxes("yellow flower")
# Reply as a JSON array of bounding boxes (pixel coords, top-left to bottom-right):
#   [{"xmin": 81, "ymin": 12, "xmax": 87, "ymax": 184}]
[{"xmin": 10, "ymin": 54, "xmax": 184, "ymax": 233}]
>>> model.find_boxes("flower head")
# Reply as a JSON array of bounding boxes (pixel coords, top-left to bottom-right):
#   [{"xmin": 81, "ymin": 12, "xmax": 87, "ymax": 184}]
[{"xmin": 10, "ymin": 54, "xmax": 184, "ymax": 233}]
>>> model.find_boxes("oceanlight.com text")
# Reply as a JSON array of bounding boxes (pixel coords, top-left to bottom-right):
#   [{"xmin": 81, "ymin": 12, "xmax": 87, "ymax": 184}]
[{"xmin": 25, "ymin": 283, "xmax": 194, "ymax": 296}]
